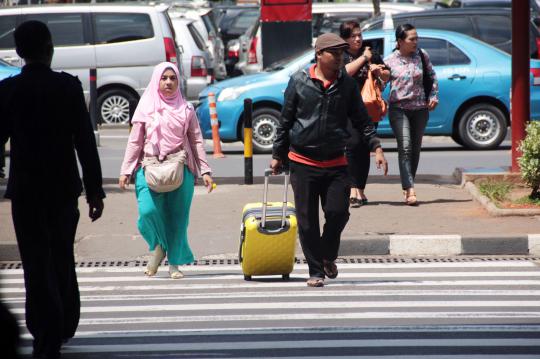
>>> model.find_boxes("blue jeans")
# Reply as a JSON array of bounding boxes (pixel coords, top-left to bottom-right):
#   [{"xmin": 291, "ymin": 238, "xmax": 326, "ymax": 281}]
[{"xmin": 389, "ymin": 106, "xmax": 429, "ymax": 190}]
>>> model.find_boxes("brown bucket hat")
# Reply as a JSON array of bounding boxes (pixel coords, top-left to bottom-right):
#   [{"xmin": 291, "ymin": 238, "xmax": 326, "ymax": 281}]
[{"xmin": 315, "ymin": 33, "xmax": 349, "ymax": 52}]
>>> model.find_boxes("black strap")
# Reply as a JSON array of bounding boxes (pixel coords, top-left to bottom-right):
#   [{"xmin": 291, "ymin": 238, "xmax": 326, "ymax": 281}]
[{"xmin": 418, "ymin": 48, "xmax": 434, "ymax": 102}]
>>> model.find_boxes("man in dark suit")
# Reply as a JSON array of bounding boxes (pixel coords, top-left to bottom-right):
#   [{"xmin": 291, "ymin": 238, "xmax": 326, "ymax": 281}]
[{"xmin": 0, "ymin": 21, "xmax": 105, "ymax": 359}]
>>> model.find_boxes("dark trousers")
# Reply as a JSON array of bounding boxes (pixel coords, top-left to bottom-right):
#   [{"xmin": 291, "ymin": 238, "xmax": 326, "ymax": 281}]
[
  {"xmin": 289, "ymin": 161, "xmax": 350, "ymax": 278},
  {"xmin": 346, "ymin": 123, "xmax": 379, "ymax": 189},
  {"xmin": 11, "ymin": 197, "xmax": 80, "ymax": 358},
  {"xmin": 389, "ymin": 107, "xmax": 429, "ymax": 190},
  {"xmin": 0, "ymin": 145, "xmax": 5, "ymax": 177}
]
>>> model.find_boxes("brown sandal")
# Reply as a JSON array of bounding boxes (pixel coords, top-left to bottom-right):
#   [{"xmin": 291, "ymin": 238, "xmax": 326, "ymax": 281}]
[
  {"xmin": 404, "ymin": 189, "xmax": 418, "ymax": 206},
  {"xmin": 307, "ymin": 277, "xmax": 324, "ymax": 287}
]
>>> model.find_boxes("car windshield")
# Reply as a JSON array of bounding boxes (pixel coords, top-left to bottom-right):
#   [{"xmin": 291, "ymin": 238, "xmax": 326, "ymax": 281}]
[{"xmin": 265, "ymin": 49, "xmax": 313, "ymax": 72}]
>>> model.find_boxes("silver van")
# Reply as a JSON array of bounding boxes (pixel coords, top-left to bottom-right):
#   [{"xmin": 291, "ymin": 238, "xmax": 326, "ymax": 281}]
[
  {"xmin": 170, "ymin": 16, "xmax": 212, "ymax": 101},
  {"xmin": 0, "ymin": 4, "xmax": 185, "ymax": 125}
]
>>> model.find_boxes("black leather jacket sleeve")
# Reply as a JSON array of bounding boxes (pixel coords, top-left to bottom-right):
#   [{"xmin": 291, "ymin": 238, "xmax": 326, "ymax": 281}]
[
  {"xmin": 272, "ymin": 76, "xmax": 298, "ymax": 161},
  {"xmin": 348, "ymin": 80, "xmax": 381, "ymax": 152}
]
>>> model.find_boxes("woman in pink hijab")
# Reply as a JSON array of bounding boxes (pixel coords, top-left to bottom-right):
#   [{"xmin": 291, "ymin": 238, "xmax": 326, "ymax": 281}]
[{"xmin": 119, "ymin": 62, "xmax": 213, "ymax": 279}]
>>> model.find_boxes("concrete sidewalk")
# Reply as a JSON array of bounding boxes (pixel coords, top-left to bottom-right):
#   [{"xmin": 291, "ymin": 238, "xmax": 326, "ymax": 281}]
[{"xmin": 1, "ymin": 172, "xmax": 540, "ymax": 262}]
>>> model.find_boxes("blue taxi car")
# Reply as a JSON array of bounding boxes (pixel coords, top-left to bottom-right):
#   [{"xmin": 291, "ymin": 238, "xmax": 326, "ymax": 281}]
[
  {"xmin": 0, "ymin": 59, "xmax": 20, "ymax": 81},
  {"xmin": 197, "ymin": 29, "xmax": 540, "ymax": 152}
]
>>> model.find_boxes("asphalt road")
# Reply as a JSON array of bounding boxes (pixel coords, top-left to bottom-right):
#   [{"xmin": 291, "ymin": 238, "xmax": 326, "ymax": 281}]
[{"xmin": 96, "ymin": 127, "xmax": 512, "ymax": 180}]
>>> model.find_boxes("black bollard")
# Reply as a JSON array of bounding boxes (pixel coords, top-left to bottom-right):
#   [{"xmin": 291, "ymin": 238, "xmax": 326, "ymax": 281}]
[
  {"xmin": 89, "ymin": 68, "xmax": 100, "ymax": 146},
  {"xmin": 244, "ymin": 98, "xmax": 253, "ymax": 185},
  {"xmin": 89, "ymin": 68, "xmax": 98, "ymax": 131}
]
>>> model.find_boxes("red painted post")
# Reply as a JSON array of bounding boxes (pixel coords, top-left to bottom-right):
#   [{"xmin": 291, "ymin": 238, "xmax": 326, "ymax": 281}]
[{"xmin": 511, "ymin": 1, "xmax": 530, "ymax": 172}]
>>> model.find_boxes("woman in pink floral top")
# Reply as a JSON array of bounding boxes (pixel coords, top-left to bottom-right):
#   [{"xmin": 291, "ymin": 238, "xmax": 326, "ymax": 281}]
[{"xmin": 384, "ymin": 24, "xmax": 438, "ymax": 205}]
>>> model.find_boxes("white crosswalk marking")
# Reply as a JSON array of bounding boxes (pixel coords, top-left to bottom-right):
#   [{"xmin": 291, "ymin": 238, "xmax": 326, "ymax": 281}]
[{"xmin": 2, "ymin": 259, "xmax": 540, "ymax": 358}]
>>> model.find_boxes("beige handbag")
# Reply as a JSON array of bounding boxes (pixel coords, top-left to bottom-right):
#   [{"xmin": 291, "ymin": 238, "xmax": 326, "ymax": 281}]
[{"xmin": 141, "ymin": 150, "xmax": 187, "ymax": 193}]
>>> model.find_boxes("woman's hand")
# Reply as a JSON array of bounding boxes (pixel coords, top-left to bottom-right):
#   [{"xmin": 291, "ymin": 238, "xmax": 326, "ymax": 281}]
[
  {"xmin": 362, "ymin": 47, "xmax": 372, "ymax": 62},
  {"xmin": 119, "ymin": 175, "xmax": 130, "ymax": 190},
  {"xmin": 202, "ymin": 173, "xmax": 214, "ymax": 193},
  {"xmin": 428, "ymin": 99, "xmax": 438, "ymax": 111},
  {"xmin": 374, "ymin": 148, "xmax": 388, "ymax": 176},
  {"xmin": 369, "ymin": 64, "xmax": 383, "ymax": 76}
]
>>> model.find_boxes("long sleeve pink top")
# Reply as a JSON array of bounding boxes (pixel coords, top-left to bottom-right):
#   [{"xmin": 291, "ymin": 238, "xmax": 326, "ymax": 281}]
[{"xmin": 120, "ymin": 110, "xmax": 211, "ymax": 178}]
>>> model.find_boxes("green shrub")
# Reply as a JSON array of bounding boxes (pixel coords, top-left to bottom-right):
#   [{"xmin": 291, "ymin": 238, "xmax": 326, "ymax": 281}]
[
  {"xmin": 518, "ymin": 121, "xmax": 540, "ymax": 199},
  {"xmin": 478, "ymin": 179, "xmax": 513, "ymax": 203}
]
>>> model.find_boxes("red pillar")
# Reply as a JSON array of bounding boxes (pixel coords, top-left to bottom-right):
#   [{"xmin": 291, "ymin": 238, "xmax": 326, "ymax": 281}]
[{"xmin": 511, "ymin": 1, "xmax": 530, "ymax": 172}]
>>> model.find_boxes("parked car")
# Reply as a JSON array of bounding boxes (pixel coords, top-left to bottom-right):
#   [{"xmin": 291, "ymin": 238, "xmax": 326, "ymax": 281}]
[
  {"xmin": 0, "ymin": 58, "xmax": 20, "ymax": 80},
  {"xmin": 197, "ymin": 29, "xmax": 540, "ymax": 152},
  {"xmin": 170, "ymin": 6, "xmax": 227, "ymax": 81},
  {"xmin": 170, "ymin": 16, "xmax": 211, "ymax": 101},
  {"xmin": 0, "ymin": 4, "xmax": 184, "ymax": 125},
  {"xmin": 361, "ymin": 8, "xmax": 540, "ymax": 59},
  {"xmin": 233, "ymin": 2, "xmax": 426, "ymax": 77},
  {"xmin": 312, "ymin": 2, "xmax": 429, "ymax": 38},
  {"xmin": 235, "ymin": 19, "xmax": 262, "ymax": 75},
  {"xmin": 433, "ymin": 0, "xmax": 540, "ymax": 27},
  {"xmin": 216, "ymin": 5, "xmax": 259, "ymax": 76}
]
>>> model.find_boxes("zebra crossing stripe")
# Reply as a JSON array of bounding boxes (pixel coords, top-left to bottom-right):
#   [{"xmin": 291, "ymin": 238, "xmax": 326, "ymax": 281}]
[
  {"xmin": 3, "ymin": 280, "xmax": 540, "ymax": 294},
  {"xmin": 3, "ymin": 271, "xmax": 540, "ymax": 285},
  {"xmin": 8, "ymin": 300, "xmax": 540, "ymax": 315},
  {"xmin": 14, "ymin": 311, "xmax": 539, "ymax": 327},
  {"xmin": 4, "ymin": 289, "xmax": 539, "ymax": 304}
]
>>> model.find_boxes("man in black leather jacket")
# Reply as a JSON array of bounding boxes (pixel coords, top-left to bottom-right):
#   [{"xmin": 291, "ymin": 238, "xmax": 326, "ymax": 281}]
[{"xmin": 271, "ymin": 33, "xmax": 387, "ymax": 287}]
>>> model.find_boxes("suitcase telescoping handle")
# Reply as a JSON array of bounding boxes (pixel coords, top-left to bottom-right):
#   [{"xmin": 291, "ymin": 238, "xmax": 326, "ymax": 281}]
[{"xmin": 262, "ymin": 168, "xmax": 289, "ymax": 229}]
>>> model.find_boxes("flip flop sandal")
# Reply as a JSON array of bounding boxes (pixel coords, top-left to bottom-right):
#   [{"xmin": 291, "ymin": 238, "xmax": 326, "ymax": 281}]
[
  {"xmin": 307, "ymin": 277, "xmax": 324, "ymax": 287},
  {"xmin": 145, "ymin": 245, "xmax": 165, "ymax": 276},
  {"xmin": 169, "ymin": 266, "xmax": 184, "ymax": 279}
]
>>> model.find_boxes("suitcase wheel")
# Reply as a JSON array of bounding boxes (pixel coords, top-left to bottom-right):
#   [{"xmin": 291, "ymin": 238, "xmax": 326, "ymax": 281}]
[
  {"xmin": 244, "ymin": 275, "xmax": 252, "ymax": 281},
  {"xmin": 282, "ymin": 274, "xmax": 290, "ymax": 281}
]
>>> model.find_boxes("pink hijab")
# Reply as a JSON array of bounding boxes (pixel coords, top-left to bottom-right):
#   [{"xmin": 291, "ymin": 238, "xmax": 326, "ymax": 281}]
[{"xmin": 131, "ymin": 62, "xmax": 190, "ymax": 159}]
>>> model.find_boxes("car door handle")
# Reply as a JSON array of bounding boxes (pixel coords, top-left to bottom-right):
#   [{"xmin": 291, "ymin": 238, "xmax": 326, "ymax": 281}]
[{"xmin": 448, "ymin": 74, "xmax": 467, "ymax": 80}]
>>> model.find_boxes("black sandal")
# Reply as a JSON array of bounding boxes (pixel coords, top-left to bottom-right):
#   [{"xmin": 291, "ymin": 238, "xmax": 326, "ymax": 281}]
[
  {"xmin": 323, "ymin": 260, "xmax": 338, "ymax": 279},
  {"xmin": 349, "ymin": 197, "xmax": 362, "ymax": 208}
]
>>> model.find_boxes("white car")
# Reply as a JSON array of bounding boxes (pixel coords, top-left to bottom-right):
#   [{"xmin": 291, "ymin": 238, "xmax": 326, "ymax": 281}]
[
  {"xmin": 169, "ymin": 6, "xmax": 227, "ymax": 81},
  {"xmin": 235, "ymin": 19, "xmax": 262, "ymax": 75},
  {"xmin": 0, "ymin": 3, "xmax": 185, "ymax": 125},
  {"xmin": 170, "ymin": 16, "xmax": 212, "ymax": 101}
]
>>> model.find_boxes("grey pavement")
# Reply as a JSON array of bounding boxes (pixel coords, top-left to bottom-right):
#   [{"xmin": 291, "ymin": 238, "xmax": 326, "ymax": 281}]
[{"xmin": 2, "ymin": 169, "xmax": 540, "ymax": 262}]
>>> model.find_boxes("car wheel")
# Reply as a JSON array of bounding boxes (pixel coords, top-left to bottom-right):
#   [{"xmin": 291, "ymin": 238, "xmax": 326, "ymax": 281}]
[
  {"xmin": 451, "ymin": 132, "xmax": 464, "ymax": 146},
  {"xmin": 249, "ymin": 108, "xmax": 281, "ymax": 153},
  {"xmin": 98, "ymin": 88, "xmax": 137, "ymax": 125},
  {"xmin": 457, "ymin": 103, "xmax": 507, "ymax": 150}
]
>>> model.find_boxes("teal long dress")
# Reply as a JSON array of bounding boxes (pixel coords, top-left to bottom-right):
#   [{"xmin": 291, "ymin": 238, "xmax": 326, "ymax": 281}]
[{"xmin": 135, "ymin": 166, "xmax": 195, "ymax": 265}]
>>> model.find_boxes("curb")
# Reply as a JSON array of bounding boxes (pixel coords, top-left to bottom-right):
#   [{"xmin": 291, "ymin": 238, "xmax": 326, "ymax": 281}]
[
  {"xmin": 464, "ymin": 181, "xmax": 540, "ymax": 217},
  {"xmin": 2, "ymin": 234, "xmax": 540, "ymax": 261},
  {"xmin": 340, "ymin": 234, "xmax": 540, "ymax": 256}
]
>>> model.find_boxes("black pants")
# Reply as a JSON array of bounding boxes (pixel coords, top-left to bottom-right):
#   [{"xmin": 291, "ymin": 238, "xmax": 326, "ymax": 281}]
[
  {"xmin": 0, "ymin": 145, "xmax": 5, "ymax": 177},
  {"xmin": 11, "ymin": 197, "xmax": 80, "ymax": 358},
  {"xmin": 289, "ymin": 161, "xmax": 350, "ymax": 278},
  {"xmin": 346, "ymin": 123, "xmax": 379, "ymax": 189}
]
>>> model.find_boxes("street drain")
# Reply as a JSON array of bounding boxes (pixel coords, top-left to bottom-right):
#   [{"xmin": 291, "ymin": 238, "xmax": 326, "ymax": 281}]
[{"xmin": 1, "ymin": 256, "xmax": 539, "ymax": 270}]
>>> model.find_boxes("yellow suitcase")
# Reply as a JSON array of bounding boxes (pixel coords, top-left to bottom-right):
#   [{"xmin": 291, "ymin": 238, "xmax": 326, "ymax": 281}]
[{"xmin": 239, "ymin": 169, "xmax": 297, "ymax": 281}]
